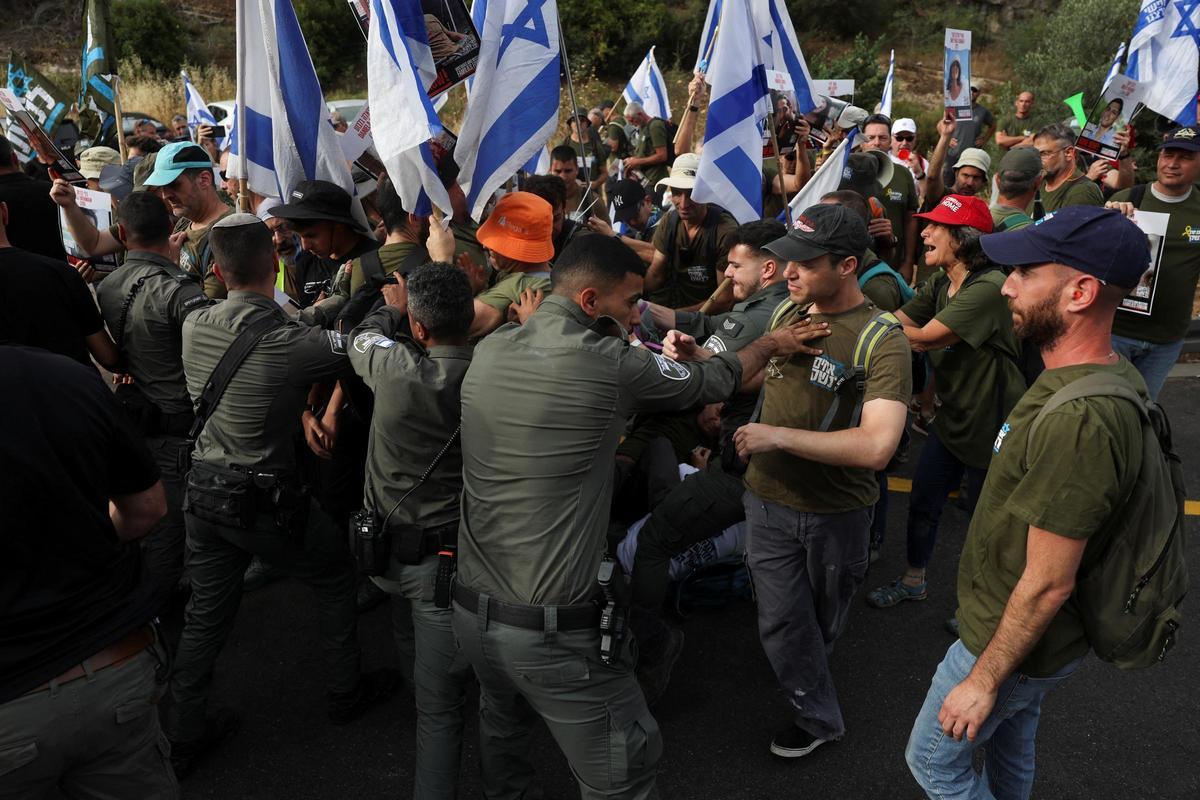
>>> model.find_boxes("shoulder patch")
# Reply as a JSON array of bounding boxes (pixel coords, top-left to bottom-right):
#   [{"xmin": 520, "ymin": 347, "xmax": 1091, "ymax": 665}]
[
  {"xmin": 703, "ymin": 335, "xmax": 728, "ymax": 354},
  {"xmin": 720, "ymin": 317, "xmax": 744, "ymax": 336},
  {"xmin": 182, "ymin": 294, "xmax": 208, "ymax": 309},
  {"xmin": 326, "ymin": 330, "xmax": 347, "ymax": 354},
  {"xmin": 653, "ymin": 352, "xmax": 692, "ymax": 381},
  {"xmin": 352, "ymin": 332, "xmax": 395, "ymax": 353}
]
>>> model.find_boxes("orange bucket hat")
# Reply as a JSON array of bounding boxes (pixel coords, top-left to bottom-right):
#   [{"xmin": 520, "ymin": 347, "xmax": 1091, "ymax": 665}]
[{"xmin": 477, "ymin": 191, "xmax": 555, "ymax": 264}]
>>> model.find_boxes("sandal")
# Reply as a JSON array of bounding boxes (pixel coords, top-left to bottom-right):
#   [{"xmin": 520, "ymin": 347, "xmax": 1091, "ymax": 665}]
[{"xmin": 866, "ymin": 578, "xmax": 928, "ymax": 608}]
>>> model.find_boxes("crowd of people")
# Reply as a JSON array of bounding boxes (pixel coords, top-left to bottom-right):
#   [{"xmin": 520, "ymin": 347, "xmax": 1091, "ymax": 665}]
[{"xmin": 0, "ymin": 55, "xmax": 1195, "ymax": 800}]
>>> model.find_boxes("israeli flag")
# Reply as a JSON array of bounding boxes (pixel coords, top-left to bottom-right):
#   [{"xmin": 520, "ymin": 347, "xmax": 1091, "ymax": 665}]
[
  {"xmin": 624, "ymin": 48, "xmax": 671, "ymax": 122},
  {"xmin": 1103, "ymin": 42, "xmax": 1127, "ymax": 92},
  {"xmin": 1127, "ymin": 0, "xmax": 1199, "ymax": 125},
  {"xmin": 521, "ymin": 145, "xmax": 550, "ymax": 174},
  {"xmin": 367, "ymin": 0, "xmax": 452, "ymax": 216},
  {"xmin": 454, "ymin": 0, "xmax": 561, "ymax": 219},
  {"xmin": 696, "ymin": 0, "xmax": 721, "ymax": 72},
  {"xmin": 878, "ymin": 49, "xmax": 895, "ymax": 118},
  {"xmin": 181, "ymin": 71, "xmax": 217, "ymax": 129},
  {"xmin": 230, "ymin": 0, "xmax": 359, "ymax": 208},
  {"xmin": 221, "ymin": 103, "xmax": 237, "ymax": 152},
  {"xmin": 758, "ymin": 0, "xmax": 819, "ymax": 113},
  {"xmin": 691, "ymin": 0, "xmax": 770, "ymax": 224},
  {"xmin": 786, "ymin": 129, "xmax": 857, "ymax": 219}
]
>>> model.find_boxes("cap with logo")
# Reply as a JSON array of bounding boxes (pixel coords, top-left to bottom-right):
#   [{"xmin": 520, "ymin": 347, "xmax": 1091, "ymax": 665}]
[
  {"xmin": 892, "ymin": 118, "xmax": 917, "ymax": 136},
  {"xmin": 763, "ymin": 203, "xmax": 871, "ymax": 263},
  {"xmin": 915, "ymin": 194, "xmax": 995, "ymax": 232},
  {"xmin": 655, "ymin": 152, "xmax": 700, "ymax": 191},
  {"xmin": 141, "ymin": 141, "xmax": 214, "ymax": 187},
  {"xmin": 610, "ymin": 179, "xmax": 648, "ymax": 223},
  {"xmin": 269, "ymin": 179, "xmax": 369, "ymax": 234},
  {"xmin": 997, "ymin": 146, "xmax": 1042, "ymax": 182},
  {"xmin": 78, "ymin": 146, "xmax": 122, "ymax": 180},
  {"xmin": 1158, "ymin": 125, "xmax": 1200, "ymax": 152},
  {"xmin": 952, "ymin": 147, "xmax": 991, "ymax": 177},
  {"xmin": 476, "ymin": 191, "xmax": 555, "ymax": 263},
  {"xmin": 980, "ymin": 205, "xmax": 1150, "ymax": 289}
]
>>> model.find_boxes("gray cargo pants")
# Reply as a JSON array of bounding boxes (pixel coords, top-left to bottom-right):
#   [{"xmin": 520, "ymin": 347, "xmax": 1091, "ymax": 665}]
[
  {"xmin": 0, "ymin": 636, "xmax": 178, "ymax": 800},
  {"xmin": 743, "ymin": 493, "xmax": 871, "ymax": 741},
  {"xmin": 452, "ymin": 592, "xmax": 661, "ymax": 800},
  {"xmin": 373, "ymin": 555, "xmax": 472, "ymax": 800},
  {"xmin": 142, "ymin": 434, "xmax": 189, "ymax": 593},
  {"xmin": 168, "ymin": 503, "xmax": 360, "ymax": 743}
]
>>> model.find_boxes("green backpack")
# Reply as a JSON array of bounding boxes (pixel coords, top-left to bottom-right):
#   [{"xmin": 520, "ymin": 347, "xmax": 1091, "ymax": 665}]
[{"xmin": 1026, "ymin": 372, "xmax": 1188, "ymax": 669}]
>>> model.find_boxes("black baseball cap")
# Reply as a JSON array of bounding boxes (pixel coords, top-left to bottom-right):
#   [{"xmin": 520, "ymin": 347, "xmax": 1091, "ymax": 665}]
[
  {"xmin": 270, "ymin": 179, "xmax": 369, "ymax": 233},
  {"xmin": 609, "ymin": 179, "xmax": 647, "ymax": 223},
  {"xmin": 764, "ymin": 203, "xmax": 871, "ymax": 263},
  {"xmin": 1159, "ymin": 125, "xmax": 1200, "ymax": 152},
  {"xmin": 980, "ymin": 205, "xmax": 1150, "ymax": 289}
]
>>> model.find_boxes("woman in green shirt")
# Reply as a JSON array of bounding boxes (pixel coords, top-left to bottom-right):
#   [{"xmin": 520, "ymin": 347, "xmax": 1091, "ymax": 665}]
[{"xmin": 867, "ymin": 195, "xmax": 1025, "ymax": 609}]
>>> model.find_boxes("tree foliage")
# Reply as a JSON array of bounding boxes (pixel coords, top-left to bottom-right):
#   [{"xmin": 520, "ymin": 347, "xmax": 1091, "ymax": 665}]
[
  {"xmin": 111, "ymin": 0, "xmax": 187, "ymax": 76},
  {"xmin": 293, "ymin": 0, "xmax": 367, "ymax": 92},
  {"xmin": 807, "ymin": 34, "xmax": 886, "ymax": 109}
]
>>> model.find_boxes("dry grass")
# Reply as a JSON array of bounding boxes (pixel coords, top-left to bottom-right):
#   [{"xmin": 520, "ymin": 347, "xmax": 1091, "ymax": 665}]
[{"xmin": 118, "ymin": 58, "xmax": 236, "ymax": 122}]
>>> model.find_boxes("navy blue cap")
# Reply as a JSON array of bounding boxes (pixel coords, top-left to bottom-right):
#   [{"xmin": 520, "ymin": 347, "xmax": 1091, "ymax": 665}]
[
  {"xmin": 1159, "ymin": 125, "xmax": 1200, "ymax": 152},
  {"xmin": 980, "ymin": 205, "xmax": 1150, "ymax": 289}
]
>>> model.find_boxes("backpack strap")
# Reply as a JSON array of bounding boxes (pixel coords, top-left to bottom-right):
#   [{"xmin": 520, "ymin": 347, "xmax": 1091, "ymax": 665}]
[
  {"xmin": 858, "ymin": 262, "xmax": 915, "ymax": 304},
  {"xmin": 1023, "ymin": 372, "xmax": 1149, "ymax": 470},
  {"xmin": 817, "ymin": 311, "xmax": 902, "ymax": 431},
  {"xmin": 358, "ymin": 248, "xmax": 385, "ymax": 284},
  {"xmin": 1129, "ymin": 182, "xmax": 1148, "ymax": 209},
  {"xmin": 187, "ymin": 314, "xmax": 286, "ymax": 443}
]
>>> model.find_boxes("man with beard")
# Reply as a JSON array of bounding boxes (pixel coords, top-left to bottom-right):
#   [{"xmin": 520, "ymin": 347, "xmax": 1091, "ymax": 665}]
[
  {"xmin": 263, "ymin": 213, "xmax": 338, "ymax": 310},
  {"xmin": 906, "ymin": 206, "xmax": 1152, "ymax": 799},
  {"xmin": 1034, "ymin": 123, "xmax": 1104, "ymax": 213}
]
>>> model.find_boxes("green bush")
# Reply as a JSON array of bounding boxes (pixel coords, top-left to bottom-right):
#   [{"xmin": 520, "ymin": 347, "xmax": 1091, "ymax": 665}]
[
  {"xmin": 294, "ymin": 0, "xmax": 367, "ymax": 93},
  {"xmin": 807, "ymin": 33, "xmax": 887, "ymax": 109},
  {"xmin": 559, "ymin": 0, "xmax": 672, "ymax": 79},
  {"xmin": 111, "ymin": 0, "xmax": 187, "ymax": 76}
]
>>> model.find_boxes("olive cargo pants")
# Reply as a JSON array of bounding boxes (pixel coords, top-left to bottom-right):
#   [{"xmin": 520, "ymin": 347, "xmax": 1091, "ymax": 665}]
[{"xmin": 452, "ymin": 594, "xmax": 661, "ymax": 800}]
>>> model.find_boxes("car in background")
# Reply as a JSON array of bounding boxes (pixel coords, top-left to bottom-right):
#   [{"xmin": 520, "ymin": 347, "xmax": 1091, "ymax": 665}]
[{"xmin": 121, "ymin": 113, "xmax": 168, "ymax": 137}]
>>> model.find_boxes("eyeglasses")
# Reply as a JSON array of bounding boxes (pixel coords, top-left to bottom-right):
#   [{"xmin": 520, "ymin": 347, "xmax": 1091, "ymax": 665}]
[
  {"xmin": 1037, "ymin": 147, "xmax": 1066, "ymax": 160},
  {"xmin": 893, "ymin": 134, "xmax": 915, "ymax": 142}
]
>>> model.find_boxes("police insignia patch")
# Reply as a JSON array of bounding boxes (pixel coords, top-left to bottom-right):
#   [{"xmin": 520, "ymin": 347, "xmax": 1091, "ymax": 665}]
[
  {"xmin": 703, "ymin": 336, "xmax": 728, "ymax": 354},
  {"xmin": 326, "ymin": 330, "xmax": 347, "ymax": 354},
  {"xmin": 352, "ymin": 332, "xmax": 392, "ymax": 353},
  {"xmin": 653, "ymin": 352, "xmax": 691, "ymax": 381}
]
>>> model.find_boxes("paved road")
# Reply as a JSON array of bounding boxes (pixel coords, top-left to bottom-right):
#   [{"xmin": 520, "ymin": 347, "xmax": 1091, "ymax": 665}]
[{"xmin": 180, "ymin": 376, "xmax": 1200, "ymax": 799}]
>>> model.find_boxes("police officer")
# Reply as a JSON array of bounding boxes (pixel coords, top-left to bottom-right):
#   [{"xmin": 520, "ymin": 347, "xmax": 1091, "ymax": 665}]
[
  {"xmin": 169, "ymin": 214, "xmax": 398, "ymax": 777},
  {"xmin": 348, "ymin": 262, "xmax": 475, "ymax": 800},
  {"xmin": 95, "ymin": 192, "xmax": 211, "ymax": 607},
  {"xmin": 452, "ymin": 233, "xmax": 826, "ymax": 799}
]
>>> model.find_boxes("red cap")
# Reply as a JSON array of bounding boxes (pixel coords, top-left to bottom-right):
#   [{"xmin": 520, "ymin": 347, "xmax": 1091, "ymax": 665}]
[{"xmin": 914, "ymin": 194, "xmax": 994, "ymax": 233}]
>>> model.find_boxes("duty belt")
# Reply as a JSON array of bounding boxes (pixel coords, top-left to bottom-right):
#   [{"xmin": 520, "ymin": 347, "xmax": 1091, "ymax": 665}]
[{"xmin": 452, "ymin": 581, "xmax": 600, "ymax": 631}]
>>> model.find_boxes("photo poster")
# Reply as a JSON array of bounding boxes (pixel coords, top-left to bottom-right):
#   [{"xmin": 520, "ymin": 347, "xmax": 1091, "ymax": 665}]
[
  {"xmin": 59, "ymin": 188, "xmax": 120, "ymax": 272},
  {"xmin": 802, "ymin": 95, "xmax": 851, "ymax": 149},
  {"xmin": 764, "ymin": 86, "xmax": 799, "ymax": 159},
  {"xmin": 346, "ymin": 0, "xmax": 480, "ymax": 99},
  {"xmin": 0, "ymin": 88, "xmax": 85, "ymax": 183},
  {"xmin": 944, "ymin": 29, "xmax": 972, "ymax": 122},
  {"xmin": 1120, "ymin": 210, "xmax": 1170, "ymax": 315},
  {"xmin": 1076, "ymin": 76, "xmax": 1146, "ymax": 161}
]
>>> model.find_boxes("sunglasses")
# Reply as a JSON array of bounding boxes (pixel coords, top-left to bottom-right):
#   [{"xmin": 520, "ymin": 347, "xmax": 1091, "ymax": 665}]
[{"xmin": 893, "ymin": 133, "xmax": 915, "ymax": 142}]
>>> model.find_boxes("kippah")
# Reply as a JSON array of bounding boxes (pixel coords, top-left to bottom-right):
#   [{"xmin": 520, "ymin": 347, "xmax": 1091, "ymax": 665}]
[{"xmin": 213, "ymin": 212, "xmax": 264, "ymax": 230}]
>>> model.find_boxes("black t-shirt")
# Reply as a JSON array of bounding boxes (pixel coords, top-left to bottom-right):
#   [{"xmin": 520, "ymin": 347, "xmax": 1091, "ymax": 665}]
[
  {"xmin": 0, "ymin": 246, "xmax": 103, "ymax": 365},
  {"xmin": 0, "ymin": 345, "xmax": 162, "ymax": 703},
  {"xmin": 0, "ymin": 172, "xmax": 67, "ymax": 261}
]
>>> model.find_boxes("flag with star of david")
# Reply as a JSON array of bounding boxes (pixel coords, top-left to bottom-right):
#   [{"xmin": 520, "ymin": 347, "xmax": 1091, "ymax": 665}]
[
  {"xmin": 5, "ymin": 53, "xmax": 72, "ymax": 163},
  {"xmin": 80, "ymin": 0, "xmax": 118, "ymax": 119},
  {"xmin": 454, "ymin": 0, "xmax": 561, "ymax": 219},
  {"xmin": 1127, "ymin": 0, "xmax": 1200, "ymax": 124}
]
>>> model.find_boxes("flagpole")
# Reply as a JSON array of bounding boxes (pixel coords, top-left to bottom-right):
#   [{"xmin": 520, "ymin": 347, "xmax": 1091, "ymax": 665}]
[
  {"xmin": 557, "ymin": 14, "xmax": 592, "ymax": 214},
  {"xmin": 112, "ymin": 76, "xmax": 128, "ymax": 163},
  {"xmin": 767, "ymin": 112, "xmax": 792, "ymax": 227},
  {"xmin": 674, "ymin": 25, "xmax": 720, "ymax": 154},
  {"xmin": 235, "ymin": 0, "xmax": 249, "ymax": 212}
]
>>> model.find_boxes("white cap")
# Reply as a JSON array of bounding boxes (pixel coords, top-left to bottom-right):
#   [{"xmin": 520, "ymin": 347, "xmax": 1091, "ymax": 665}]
[
  {"xmin": 892, "ymin": 118, "xmax": 917, "ymax": 135},
  {"xmin": 837, "ymin": 105, "xmax": 869, "ymax": 130},
  {"xmin": 952, "ymin": 148, "xmax": 992, "ymax": 177},
  {"xmin": 256, "ymin": 197, "xmax": 283, "ymax": 222}
]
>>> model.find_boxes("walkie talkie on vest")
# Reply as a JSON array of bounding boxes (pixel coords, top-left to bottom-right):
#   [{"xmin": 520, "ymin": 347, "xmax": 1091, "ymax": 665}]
[{"xmin": 597, "ymin": 556, "xmax": 629, "ymax": 665}]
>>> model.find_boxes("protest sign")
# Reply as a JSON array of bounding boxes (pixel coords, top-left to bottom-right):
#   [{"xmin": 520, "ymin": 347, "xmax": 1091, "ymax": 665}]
[
  {"xmin": 944, "ymin": 29, "xmax": 972, "ymax": 121},
  {"xmin": 1120, "ymin": 209, "xmax": 1170, "ymax": 315},
  {"xmin": 340, "ymin": 103, "xmax": 374, "ymax": 163},
  {"xmin": 814, "ymin": 79, "xmax": 854, "ymax": 98},
  {"xmin": 346, "ymin": 0, "xmax": 479, "ymax": 98},
  {"xmin": 59, "ymin": 188, "xmax": 119, "ymax": 272},
  {"xmin": 0, "ymin": 88, "xmax": 85, "ymax": 182},
  {"xmin": 1076, "ymin": 75, "xmax": 1145, "ymax": 160},
  {"xmin": 5, "ymin": 54, "xmax": 72, "ymax": 163}
]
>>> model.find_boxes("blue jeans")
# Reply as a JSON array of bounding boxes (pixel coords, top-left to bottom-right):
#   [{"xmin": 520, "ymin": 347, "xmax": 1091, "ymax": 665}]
[
  {"xmin": 906, "ymin": 429, "xmax": 987, "ymax": 570},
  {"xmin": 1111, "ymin": 334, "xmax": 1183, "ymax": 401},
  {"xmin": 905, "ymin": 640, "xmax": 1083, "ymax": 800}
]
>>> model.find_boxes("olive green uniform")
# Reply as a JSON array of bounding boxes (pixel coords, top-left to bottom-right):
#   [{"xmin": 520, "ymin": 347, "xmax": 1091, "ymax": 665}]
[
  {"xmin": 1040, "ymin": 169, "xmax": 1103, "ymax": 213},
  {"xmin": 858, "ymin": 249, "xmax": 905, "ymax": 312},
  {"xmin": 475, "ymin": 270, "xmax": 551, "ymax": 314},
  {"xmin": 650, "ymin": 206, "xmax": 739, "ymax": 308},
  {"xmin": 168, "ymin": 292, "xmax": 361, "ymax": 744},
  {"xmin": 991, "ymin": 205, "xmax": 1034, "ymax": 232},
  {"xmin": 175, "ymin": 206, "xmax": 236, "ymax": 300},
  {"xmin": 95, "ymin": 250, "xmax": 211, "ymax": 592},
  {"xmin": 957, "ymin": 359, "xmax": 1147, "ymax": 676},
  {"xmin": 348, "ymin": 240, "xmax": 423, "ymax": 297},
  {"xmin": 561, "ymin": 132, "xmax": 608, "ymax": 182},
  {"xmin": 606, "ymin": 115, "xmax": 632, "ymax": 160},
  {"xmin": 348, "ymin": 306, "xmax": 472, "ymax": 800},
  {"xmin": 880, "ymin": 165, "xmax": 919, "ymax": 269},
  {"xmin": 997, "ymin": 114, "xmax": 1038, "ymax": 143},
  {"xmin": 633, "ymin": 118, "xmax": 671, "ymax": 188},
  {"xmin": 454, "ymin": 294, "xmax": 745, "ymax": 799}
]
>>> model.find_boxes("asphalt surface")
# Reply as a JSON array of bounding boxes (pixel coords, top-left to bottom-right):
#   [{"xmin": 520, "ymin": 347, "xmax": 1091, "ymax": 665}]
[{"xmin": 179, "ymin": 376, "xmax": 1200, "ymax": 800}]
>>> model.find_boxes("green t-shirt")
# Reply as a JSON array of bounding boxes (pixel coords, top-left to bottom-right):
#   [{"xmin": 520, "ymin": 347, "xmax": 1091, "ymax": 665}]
[
  {"xmin": 650, "ymin": 207, "xmax": 739, "ymax": 308},
  {"xmin": 998, "ymin": 113, "xmax": 1038, "ymax": 140},
  {"xmin": 561, "ymin": 133, "xmax": 607, "ymax": 181},
  {"xmin": 762, "ymin": 156, "xmax": 784, "ymax": 221},
  {"xmin": 991, "ymin": 205, "xmax": 1034, "ymax": 231},
  {"xmin": 635, "ymin": 118, "xmax": 671, "ymax": 187},
  {"xmin": 744, "ymin": 301, "xmax": 912, "ymax": 513},
  {"xmin": 1041, "ymin": 169, "xmax": 1104, "ymax": 213},
  {"xmin": 857, "ymin": 250, "xmax": 905, "ymax": 312},
  {"xmin": 176, "ymin": 207, "xmax": 236, "ymax": 300},
  {"xmin": 901, "ymin": 269, "xmax": 1026, "ymax": 469},
  {"xmin": 475, "ymin": 270, "xmax": 551, "ymax": 313},
  {"xmin": 605, "ymin": 115, "xmax": 632, "ymax": 159},
  {"xmin": 957, "ymin": 358, "xmax": 1147, "ymax": 677},
  {"xmin": 349, "ymin": 241, "xmax": 422, "ymax": 296},
  {"xmin": 880, "ymin": 165, "xmax": 919, "ymax": 267},
  {"xmin": 1110, "ymin": 184, "xmax": 1200, "ymax": 343}
]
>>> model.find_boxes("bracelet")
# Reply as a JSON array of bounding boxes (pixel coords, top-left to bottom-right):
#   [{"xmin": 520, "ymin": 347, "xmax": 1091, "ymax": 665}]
[
  {"xmin": 688, "ymin": 105, "xmax": 700, "ymax": 113},
  {"xmin": 1118, "ymin": 152, "xmax": 1132, "ymax": 161}
]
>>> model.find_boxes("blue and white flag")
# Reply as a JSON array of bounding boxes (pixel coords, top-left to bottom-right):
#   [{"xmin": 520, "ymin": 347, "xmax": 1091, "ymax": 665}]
[
  {"xmin": 758, "ymin": 0, "xmax": 819, "ymax": 113},
  {"xmin": 181, "ymin": 71, "xmax": 217, "ymax": 129},
  {"xmin": 624, "ymin": 48, "xmax": 671, "ymax": 122},
  {"xmin": 367, "ymin": 0, "xmax": 452, "ymax": 216},
  {"xmin": 1127, "ymin": 0, "xmax": 1199, "ymax": 125},
  {"xmin": 221, "ymin": 102, "xmax": 237, "ymax": 152},
  {"xmin": 454, "ymin": 0, "xmax": 561, "ymax": 219},
  {"xmin": 696, "ymin": 0, "xmax": 721, "ymax": 72},
  {"xmin": 691, "ymin": 0, "xmax": 770, "ymax": 224},
  {"xmin": 521, "ymin": 145, "xmax": 550, "ymax": 174},
  {"xmin": 230, "ymin": 0, "xmax": 358, "ymax": 207},
  {"xmin": 878, "ymin": 49, "xmax": 895, "ymax": 117},
  {"xmin": 1103, "ymin": 42, "xmax": 1127, "ymax": 92},
  {"xmin": 786, "ymin": 128, "xmax": 857, "ymax": 219}
]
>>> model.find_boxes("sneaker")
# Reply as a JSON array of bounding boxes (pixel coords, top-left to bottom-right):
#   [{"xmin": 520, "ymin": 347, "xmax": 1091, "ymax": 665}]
[
  {"xmin": 169, "ymin": 708, "xmax": 241, "ymax": 779},
  {"xmin": 865, "ymin": 578, "xmax": 928, "ymax": 608},
  {"xmin": 356, "ymin": 578, "xmax": 388, "ymax": 614},
  {"xmin": 242, "ymin": 557, "xmax": 285, "ymax": 592},
  {"xmin": 328, "ymin": 668, "xmax": 403, "ymax": 725},
  {"xmin": 635, "ymin": 625, "xmax": 685, "ymax": 706},
  {"xmin": 770, "ymin": 724, "xmax": 828, "ymax": 758}
]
